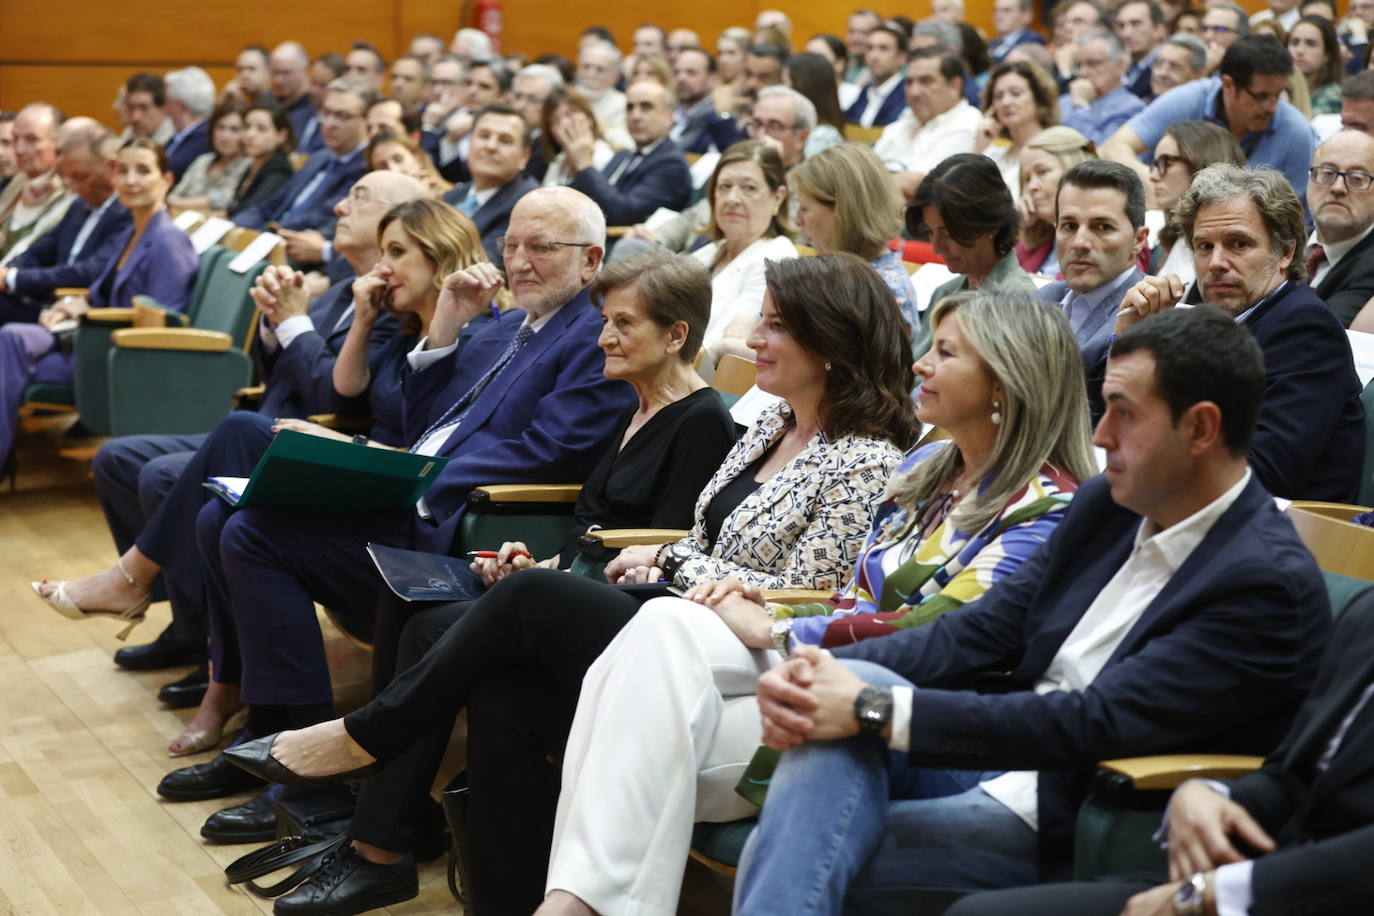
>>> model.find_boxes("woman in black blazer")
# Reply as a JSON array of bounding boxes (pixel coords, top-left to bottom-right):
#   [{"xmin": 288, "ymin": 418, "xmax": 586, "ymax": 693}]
[{"xmin": 226, "ymin": 100, "xmax": 295, "ymax": 218}]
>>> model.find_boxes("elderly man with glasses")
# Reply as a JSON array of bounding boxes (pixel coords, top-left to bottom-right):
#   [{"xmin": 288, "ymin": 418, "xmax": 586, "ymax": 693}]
[
  {"xmin": 1060, "ymin": 29, "xmax": 1145, "ymax": 145},
  {"xmin": 1306, "ymin": 129, "xmax": 1374, "ymax": 326}
]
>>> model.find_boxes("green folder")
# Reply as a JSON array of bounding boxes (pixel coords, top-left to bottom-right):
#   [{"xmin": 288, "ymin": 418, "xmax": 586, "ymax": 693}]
[{"xmin": 203, "ymin": 430, "xmax": 448, "ymax": 511}]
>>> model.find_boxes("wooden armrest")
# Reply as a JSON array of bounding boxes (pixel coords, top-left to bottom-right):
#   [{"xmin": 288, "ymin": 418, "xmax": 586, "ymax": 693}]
[
  {"xmin": 1097, "ymin": 754, "xmax": 1264, "ymax": 791},
  {"xmin": 582, "ymin": 528, "xmax": 690, "ymax": 549},
  {"xmin": 606, "ymin": 226, "xmax": 632, "ymax": 238},
  {"xmin": 307, "ymin": 413, "xmax": 372, "ymax": 432},
  {"xmin": 764, "ymin": 589, "xmax": 833, "ymax": 605},
  {"xmin": 473, "ymin": 484, "xmax": 583, "ymax": 504},
  {"xmin": 111, "ymin": 328, "xmax": 233, "ymax": 352},
  {"xmin": 235, "ymin": 385, "xmax": 266, "ymax": 399},
  {"xmin": 84, "ymin": 307, "xmax": 136, "ymax": 323},
  {"xmin": 54, "ymin": 287, "xmax": 90, "ymax": 298}
]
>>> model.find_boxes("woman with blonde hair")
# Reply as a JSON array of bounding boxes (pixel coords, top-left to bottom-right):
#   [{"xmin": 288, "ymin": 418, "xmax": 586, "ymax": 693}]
[
  {"xmin": 1015, "ymin": 125, "xmax": 1097, "ymax": 275},
  {"xmin": 791, "ymin": 142, "xmax": 917, "ymax": 336}
]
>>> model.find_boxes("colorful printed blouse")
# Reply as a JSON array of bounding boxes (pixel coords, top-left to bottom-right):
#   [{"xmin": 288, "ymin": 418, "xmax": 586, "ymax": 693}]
[{"xmin": 782, "ymin": 443, "xmax": 1080, "ymax": 647}]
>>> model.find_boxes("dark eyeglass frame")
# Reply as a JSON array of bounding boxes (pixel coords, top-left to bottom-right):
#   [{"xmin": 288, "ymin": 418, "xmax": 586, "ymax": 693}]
[
  {"xmin": 1150, "ymin": 153, "xmax": 1193, "ymax": 176},
  {"xmin": 1309, "ymin": 165, "xmax": 1374, "ymax": 191}
]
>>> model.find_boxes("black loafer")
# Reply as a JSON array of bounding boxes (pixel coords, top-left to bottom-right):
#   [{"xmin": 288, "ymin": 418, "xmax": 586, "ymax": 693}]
[
  {"xmin": 158, "ymin": 663, "xmax": 209, "ymax": 708},
  {"xmin": 158, "ymin": 749, "xmax": 266, "ymax": 801},
  {"xmin": 273, "ymin": 844, "xmax": 418, "ymax": 915},
  {"xmin": 201, "ymin": 788, "xmax": 279, "ymax": 843},
  {"xmin": 114, "ymin": 626, "xmax": 205, "ymax": 671},
  {"xmin": 224, "ymin": 734, "xmax": 382, "ymax": 788}
]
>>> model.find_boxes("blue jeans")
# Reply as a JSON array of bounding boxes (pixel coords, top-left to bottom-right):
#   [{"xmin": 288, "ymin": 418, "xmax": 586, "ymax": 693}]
[{"xmin": 733, "ymin": 660, "xmax": 1040, "ymax": 916}]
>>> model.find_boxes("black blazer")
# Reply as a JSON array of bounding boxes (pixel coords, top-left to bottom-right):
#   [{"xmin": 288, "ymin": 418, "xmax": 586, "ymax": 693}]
[
  {"xmin": 227, "ymin": 151, "xmax": 295, "ymax": 219},
  {"xmin": 1228, "ymin": 588, "xmax": 1374, "ymax": 916},
  {"xmin": 1314, "ymin": 228, "xmax": 1374, "ymax": 327},
  {"xmin": 442, "ymin": 174, "xmax": 540, "ymax": 266},
  {"xmin": 569, "ymin": 138, "xmax": 692, "ymax": 226},
  {"xmin": 835, "ymin": 473, "xmax": 1332, "ymax": 876}
]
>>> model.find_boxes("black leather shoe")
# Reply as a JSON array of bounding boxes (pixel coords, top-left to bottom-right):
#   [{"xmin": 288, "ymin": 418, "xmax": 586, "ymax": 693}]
[
  {"xmin": 114, "ymin": 625, "xmax": 205, "ymax": 671},
  {"xmin": 224, "ymin": 733, "xmax": 382, "ymax": 788},
  {"xmin": 157, "ymin": 663, "xmax": 209, "ymax": 708},
  {"xmin": 201, "ymin": 788, "xmax": 279, "ymax": 843},
  {"xmin": 158, "ymin": 749, "xmax": 266, "ymax": 801},
  {"xmin": 273, "ymin": 844, "xmax": 417, "ymax": 915}
]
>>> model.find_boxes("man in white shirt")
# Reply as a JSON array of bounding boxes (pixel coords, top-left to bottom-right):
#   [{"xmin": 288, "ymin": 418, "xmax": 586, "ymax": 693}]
[
  {"xmin": 843, "ymin": 26, "xmax": 908, "ymax": 127},
  {"xmin": 874, "ymin": 48, "xmax": 984, "ymax": 198},
  {"xmin": 734, "ymin": 304, "xmax": 1331, "ymax": 909}
]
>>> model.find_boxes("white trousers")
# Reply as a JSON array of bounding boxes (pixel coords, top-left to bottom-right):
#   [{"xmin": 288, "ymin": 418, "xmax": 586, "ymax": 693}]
[{"xmin": 546, "ymin": 596, "xmax": 777, "ymax": 916}]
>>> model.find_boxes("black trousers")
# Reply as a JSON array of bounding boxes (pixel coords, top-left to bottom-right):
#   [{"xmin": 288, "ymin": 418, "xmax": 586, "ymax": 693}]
[
  {"xmin": 943, "ymin": 879, "xmax": 1154, "ymax": 916},
  {"xmin": 344, "ymin": 569, "xmax": 644, "ymax": 912}
]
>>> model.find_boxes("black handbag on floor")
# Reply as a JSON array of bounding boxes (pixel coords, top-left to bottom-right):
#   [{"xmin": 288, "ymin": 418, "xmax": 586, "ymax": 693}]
[
  {"xmin": 441, "ymin": 770, "xmax": 474, "ymax": 909},
  {"xmin": 223, "ymin": 785, "xmax": 356, "ymax": 898}
]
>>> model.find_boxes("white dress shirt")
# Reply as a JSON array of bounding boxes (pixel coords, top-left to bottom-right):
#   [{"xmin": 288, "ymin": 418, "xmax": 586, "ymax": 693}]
[{"xmin": 874, "ymin": 100, "xmax": 984, "ymax": 174}]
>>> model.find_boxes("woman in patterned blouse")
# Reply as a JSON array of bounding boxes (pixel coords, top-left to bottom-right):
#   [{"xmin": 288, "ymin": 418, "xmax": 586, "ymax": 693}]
[{"xmin": 532, "ymin": 288, "xmax": 1098, "ymax": 916}]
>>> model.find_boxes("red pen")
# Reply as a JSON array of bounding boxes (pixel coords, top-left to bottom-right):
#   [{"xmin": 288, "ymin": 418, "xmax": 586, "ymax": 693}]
[{"xmin": 467, "ymin": 550, "xmax": 532, "ymax": 559}]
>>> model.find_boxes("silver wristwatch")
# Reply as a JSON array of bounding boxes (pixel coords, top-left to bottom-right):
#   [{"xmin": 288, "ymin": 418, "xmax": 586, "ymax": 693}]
[
  {"xmin": 770, "ymin": 618, "xmax": 792, "ymax": 657},
  {"xmin": 1172, "ymin": 872, "xmax": 1207, "ymax": 916}
]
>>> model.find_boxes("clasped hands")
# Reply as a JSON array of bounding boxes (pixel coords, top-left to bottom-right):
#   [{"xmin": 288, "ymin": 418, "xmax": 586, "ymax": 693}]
[
  {"xmin": 38, "ymin": 293, "xmax": 90, "ymax": 331},
  {"xmin": 251, "ymin": 265, "xmax": 312, "ymax": 325},
  {"xmin": 469, "ymin": 540, "xmax": 557, "ymax": 587}
]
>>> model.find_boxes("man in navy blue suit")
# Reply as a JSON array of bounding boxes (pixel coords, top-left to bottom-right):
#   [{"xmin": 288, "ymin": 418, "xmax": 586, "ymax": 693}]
[
  {"xmin": 442, "ymin": 104, "xmax": 539, "ymax": 265},
  {"xmin": 844, "ymin": 26, "xmax": 909, "ymax": 128},
  {"xmin": 0, "ymin": 120, "xmax": 128, "ymax": 324},
  {"xmin": 156, "ymin": 187, "xmax": 636, "ymax": 808},
  {"xmin": 988, "ymin": 0, "xmax": 1047, "ymax": 63},
  {"xmin": 1107, "ymin": 163, "xmax": 1365, "ymax": 502},
  {"xmin": 161, "ymin": 68, "xmax": 216, "ymax": 182},
  {"xmin": 268, "ymin": 42, "xmax": 317, "ymax": 149},
  {"xmin": 568, "ymin": 80, "xmax": 692, "ymax": 225},
  {"xmin": 735, "ymin": 306, "xmax": 1331, "ymax": 912}
]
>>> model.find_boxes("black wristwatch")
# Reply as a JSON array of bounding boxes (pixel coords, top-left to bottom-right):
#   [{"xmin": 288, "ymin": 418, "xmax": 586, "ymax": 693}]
[
  {"xmin": 351, "ymin": 434, "xmax": 368, "ymax": 446},
  {"xmin": 853, "ymin": 685, "xmax": 894, "ymax": 739},
  {"xmin": 660, "ymin": 541, "xmax": 693, "ymax": 581}
]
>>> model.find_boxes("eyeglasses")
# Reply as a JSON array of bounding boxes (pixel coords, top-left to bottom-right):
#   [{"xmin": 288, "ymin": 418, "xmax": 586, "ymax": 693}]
[
  {"xmin": 497, "ymin": 237, "xmax": 594, "ymax": 258},
  {"xmin": 1310, "ymin": 165, "xmax": 1374, "ymax": 190},
  {"xmin": 1201, "ymin": 23, "xmax": 1236, "ymax": 34},
  {"xmin": 746, "ymin": 118, "xmax": 800, "ymax": 137},
  {"xmin": 1073, "ymin": 57, "xmax": 1109, "ymax": 72},
  {"xmin": 319, "ymin": 107, "xmax": 363, "ymax": 123},
  {"xmin": 344, "ymin": 186, "xmax": 392, "ymax": 206},
  {"xmin": 1150, "ymin": 153, "xmax": 1192, "ymax": 176},
  {"xmin": 1239, "ymin": 84, "xmax": 1282, "ymax": 107}
]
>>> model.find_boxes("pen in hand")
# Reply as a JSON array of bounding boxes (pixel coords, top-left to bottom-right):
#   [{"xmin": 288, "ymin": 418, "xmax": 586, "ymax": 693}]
[{"xmin": 467, "ymin": 550, "xmax": 532, "ymax": 560}]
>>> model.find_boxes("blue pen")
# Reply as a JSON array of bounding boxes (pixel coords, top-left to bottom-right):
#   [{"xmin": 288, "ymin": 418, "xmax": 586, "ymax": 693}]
[{"xmin": 489, "ymin": 303, "xmax": 501, "ymax": 321}]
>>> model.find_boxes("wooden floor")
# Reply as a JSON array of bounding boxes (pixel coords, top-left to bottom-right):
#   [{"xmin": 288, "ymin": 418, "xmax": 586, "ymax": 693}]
[{"xmin": 0, "ymin": 418, "xmax": 733, "ymax": 914}]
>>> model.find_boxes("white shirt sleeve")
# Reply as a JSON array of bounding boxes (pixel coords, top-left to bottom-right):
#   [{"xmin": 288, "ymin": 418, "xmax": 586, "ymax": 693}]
[
  {"xmin": 887, "ymin": 686, "xmax": 914, "ymax": 752},
  {"xmin": 1214, "ymin": 860, "xmax": 1254, "ymax": 916},
  {"xmin": 258, "ymin": 314, "xmax": 279, "ymax": 351},
  {"xmin": 407, "ymin": 336, "xmax": 459, "ymax": 371},
  {"xmin": 274, "ymin": 315, "xmax": 316, "ymax": 350}
]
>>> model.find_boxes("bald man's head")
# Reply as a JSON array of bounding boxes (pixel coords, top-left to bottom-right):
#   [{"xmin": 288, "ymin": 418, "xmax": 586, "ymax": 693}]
[
  {"xmin": 332, "ymin": 170, "xmax": 429, "ymax": 269},
  {"xmin": 270, "ymin": 42, "xmax": 311, "ymax": 103}
]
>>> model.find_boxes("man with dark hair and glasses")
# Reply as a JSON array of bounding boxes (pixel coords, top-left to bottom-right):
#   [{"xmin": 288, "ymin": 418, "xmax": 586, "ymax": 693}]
[
  {"xmin": 1101, "ymin": 34, "xmax": 1316, "ymax": 206},
  {"xmin": 1307, "ymin": 129, "xmax": 1374, "ymax": 326}
]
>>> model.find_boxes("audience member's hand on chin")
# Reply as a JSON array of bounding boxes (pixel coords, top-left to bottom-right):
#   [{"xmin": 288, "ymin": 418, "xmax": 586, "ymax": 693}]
[{"xmin": 430, "ymin": 262, "xmax": 504, "ymax": 348}]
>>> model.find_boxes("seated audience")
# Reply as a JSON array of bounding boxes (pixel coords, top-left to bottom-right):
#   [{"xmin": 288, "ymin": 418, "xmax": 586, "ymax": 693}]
[
  {"xmin": 804, "ymin": 34, "xmax": 856, "ymax": 108},
  {"xmin": 1290, "ymin": 14, "xmax": 1345, "ymax": 114},
  {"xmin": 1016, "ymin": 126, "xmax": 1097, "ymax": 277},
  {"xmin": 714, "ymin": 27, "xmax": 754, "ymax": 116},
  {"xmin": 874, "ymin": 48, "xmax": 984, "ymax": 200},
  {"xmin": 0, "ymin": 102, "xmax": 71, "ymax": 262},
  {"xmin": 733, "ymin": 305, "xmax": 1331, "ymax": 911},
  {"xmin": 1059, "ymin": 29, "xmax": 1145, "ymax": 145},
  {"xmin": 221, "ymin": 45, "xmax": 270, "ymax": 106},
  {"xmin": 220, "ymin": 252, "xmax": 919, "ymax": 914},
  {"xmin": 540, "ymin": 89, "xmax": 616, "ymax": 187},
  {"xmin": 845, "ymin": 26, "xmax": 908, "ymax": 127},
  {"xmin": 269, "ymin": 42, "xmax": 317, "ymax": 146},
  {"xmin": 631, "ymin": 52, "xmax": 673, "ymax": 87},
  {"xmin": 542, "ymin": 289, "xmax": 1096, "ymax": 916},
  {"xmin": 1111, "ymin": 163, "xmax": 1365, "ymax": 501},
  {"xmin": 167, "ymin": 100, "xmax": 250, "ymax": 213},
  {"xmin": 910, "ymin": 153, "xmax": 1038, "ymax": 356},
  {"xmin": 1308, "ymin": 130, "xmax": 1374, "ymax": 327},
  {"xmin": 1035, "ymin": 160, "xmax": 1149, "ymax": 370},
  {"xmin": 365, "ymin": 97, "xmax": 421, "ymax": 144},
  {"xmin": 121, "ymin": 72, "xmax": 173, "ymax": 145},
  {"xmin": 1147, "ymin": 120, "xmax": 1246, "ymax": 279},
  {"xmin": 345, "ymin": 41, "xmax": 387, "ymax": 93},
  {"xmin": 388, "ymin": 53, "xmax": 429, "ymax": 107},
  {"xmin": 1, "ymin": 139, "xmax": 195, "ymax": 472},
  {"xmin": 783, "ymin": 53, "xmax": 845, "ymax": 159},
  {"xmin": 508, "ymin": 63, "xmax": 563, "ymax": 179},
  {"xmin": 844, "ymin": 9, "xmax": 882, "ymax": 84},
  {"xmin": 1150, "ymin": 33, "xmax": 1208, "ymax": 98},
  {"xmin": 1101, "ymin": 35, "xmax": 1316, "ymax": 206},
  {"xmin": 988, "ymin": 0, "xmax": 1046, "ymax": 63},
  {"xmin": 670, "ymin": 48, "xmax": 718, "ymax": 154},
  {"xmin": 691, "ymin": 140, "xmax": 799, "ymax": 374},
  {"xmin": 1116, "ymin": 0, "xmax": 1168, "ymax": 98},
  {"xmin": 1049, "ymin": 0, "xmax": 1109, "ymax": 90},
  {"xmin": 366, "ymin": 129, "xmax": 452, "ymax": 197},
  {"xmin": 32, "ymin": 171, "xmax": 431, "ymax": 691},
  {"xmin": 574, "ymin": 41, "xmax": 628, "ymax": 143},
  {"xmin": 0, "ymin": 120, "xmax": 129, "ymax": 324},
  {"xmin": 568, "ymin": 79, "xmax": 692, "ymax": 227},
  {"xmin": 225, "ymin": 100, "xmax": 295, "ymax": 219},
  {"xmin": 746, "ymin": 86, "xmax": 817, "ymax": 170},
  {"xmin": 975, "ymin": 60, "xmax": 1061, "ymax": 202},
  {"xmin": 1201, "ymin": 2, "xmax": 1249, "ymax": 72},
  {"xmin": 791, "ymin": 143, "xmax": 918, "ymax": 337},
  {"xmin": 946, "ymin": 586, "xmax": 1374, "ymax": 916},
  {"xmin": 441, "ymin": 104, "xmax": 540, "ymax": 264},
  {"xmin": 161, "ymin": 67, "xmax": 217, "ymax": 181}
]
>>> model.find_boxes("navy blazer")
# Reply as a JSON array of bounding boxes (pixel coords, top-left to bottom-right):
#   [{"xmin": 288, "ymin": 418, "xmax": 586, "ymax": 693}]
[
  {"xmin": 1037, "ymin": 269, "xmax": 1143, "ymax": 371},
  {"xmin": 987, "ymin": 29, "xmax": 1046, "ymax": 63},
  {"xmin": 844, "ymin": 79, "xmax": 907, "ymax": 128},
  {"xmin": 9, "ymin": 196, "xmax": 131, "ymax": 298},
  {"xmin": 88, "ymin": 209, "xmax": 198, "ymax": 312},
  {"xmin": 1314, "ymin": 227, "xmax": 1374, "ymax": 327},
  {"xmin": 1226, "ymin": 589, "xmax": 1374, "ymax": 915},
  {"xmin": 400, "ymin": 289, "xmax": 637, "ymax": 554},
  {"xmin": 441, "ymin": 174, "xmax": 540, "ymax": 266},
  {"xmin": 834, "ymin": 474, "xmax": 1331, "ymax": 876},
  {"xmin": 672, "ymin": 97, "xmax": 718, "ymax": 154},
  {"xmin": 165, "ymin": 121, "xmax": 212, "ymax": 182},
  {"xmin": 569, "ymin": 138, "xmax": 692, "ymax": 226},
  {"xmin": 232, "ymin": 146, "xmax": 365, "ymax": 234},
  {"xmin": 285, "ymin": 96, "xmax": 318, "ymax": 152}
]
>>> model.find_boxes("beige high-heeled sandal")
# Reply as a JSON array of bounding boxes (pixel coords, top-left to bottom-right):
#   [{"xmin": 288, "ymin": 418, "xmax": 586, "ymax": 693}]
[{"xmin": 30, "ymin": 558, "xmax": 152, "ymax": 640}]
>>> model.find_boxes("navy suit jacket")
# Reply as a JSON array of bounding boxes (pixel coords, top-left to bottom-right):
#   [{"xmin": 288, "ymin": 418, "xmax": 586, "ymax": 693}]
[
  {"xmin": 673, "ymin": 97, "xmax": 718, "ymax": 154},
  {"xmin": 89, "ymin": 209, "xmax": 198, "ymax": 312},
  {"xmin": 1036, "ymin": 269, "xmax": 1142, "ymax": 371},
  {"xmin": 835, "ymin": 474, "xmax": 1331, "ymax": 876},
  {"xmin": 442, "ymin": 174, "xmax": 540, "ymax": 266},
  {"xmin": 232, "ymin": 146, "xmax": 365, "ymax": 234},
  {"xmin": 1227, "ymin": 589, "xmax": 1374, "ymax": 916},
  {"xmin": 9, "ymin": 196, "xmax": 131, "ymax": 298},
  {"xmin": 844, "ymin": 79, "xmax": 907, "ymax": 128},
  {"xmin": 988, "ymin": 29, "xmax": 1047, "ymax": 63},
  {"xmin": 1314, "ymin": 228, "xmax": 1374, "ymax": 327},
  {"xmin": 165, "ymin": 121, "xmax": 212, "ymax": 182},
  {"xmin": 400, "ymin": 288, "xmax": 637, "ymax": 554},
  {"xmin": 285, "ymin": 96, "xmax": 318, "ymax": 151},
  {"xmin": 569, "ymin": 139, "xmax": 692, "ymax": 226}
]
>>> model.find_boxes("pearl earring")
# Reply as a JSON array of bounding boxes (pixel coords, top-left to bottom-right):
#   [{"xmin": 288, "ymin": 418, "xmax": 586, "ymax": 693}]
[
  {"xmin": 824, "ymin": 361, "xmax": 833, "ymax": 371},
  {"xmin": 991, "ymin": 400, "xmax": 1002, "ymax": 425}
]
